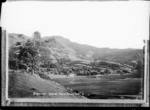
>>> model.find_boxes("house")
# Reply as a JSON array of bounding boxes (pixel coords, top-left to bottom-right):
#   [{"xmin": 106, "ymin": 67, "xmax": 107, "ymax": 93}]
[{"xmin": 68, "ymin": 73, "xmax": 76, "ymax": 78}]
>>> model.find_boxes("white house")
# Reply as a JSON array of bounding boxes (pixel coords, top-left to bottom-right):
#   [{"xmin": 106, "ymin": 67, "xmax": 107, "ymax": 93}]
[{"xmin": 68, "ymin": 73, "xmax": 76, "ymax": 78}]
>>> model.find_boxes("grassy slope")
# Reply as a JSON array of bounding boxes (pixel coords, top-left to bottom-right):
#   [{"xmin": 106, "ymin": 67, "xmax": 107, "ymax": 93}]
[{"xmin": 8, "ymin": 71, "xmax": 82, "ymax": 98}]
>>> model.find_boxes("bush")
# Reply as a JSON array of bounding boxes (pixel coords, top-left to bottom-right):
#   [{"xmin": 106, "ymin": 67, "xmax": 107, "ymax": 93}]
[{"xmin": 37, "ymin": 72, "xmax": 51, "ymax": 80}]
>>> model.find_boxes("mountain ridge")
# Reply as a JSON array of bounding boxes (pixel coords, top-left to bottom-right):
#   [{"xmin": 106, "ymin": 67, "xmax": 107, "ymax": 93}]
[{"xmin": 8, "ymin": 33, "xmax": 143, "ymax": 65}]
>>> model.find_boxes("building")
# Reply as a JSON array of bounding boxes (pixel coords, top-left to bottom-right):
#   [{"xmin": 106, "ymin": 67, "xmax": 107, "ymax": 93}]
[{"xmin": 68, "ymin": 73, "xmax": 76, "ymax": 77}]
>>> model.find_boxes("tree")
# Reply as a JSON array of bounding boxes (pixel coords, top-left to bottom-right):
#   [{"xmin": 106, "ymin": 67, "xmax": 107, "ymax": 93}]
[
  {"xmin": 9, "ymin": 42, "xmax": 23, "ymax": 70},
  {"xmin": 9, "ymin": 31, "xmax": 53, "ymax": 75},
  {"xmin": 18, "ymin": 39, "xmax": 39, "ymax": 74},
  {"xmin": 39, "ymin": 46, "xmax": 52, "ymax": 69},
  {"xmin": 18, "ymin": 32, "xmax": 52, "ymax": 74},
  {"xmin": 33, "ymin": 31, "xmax": 41, "ymax": 40}
]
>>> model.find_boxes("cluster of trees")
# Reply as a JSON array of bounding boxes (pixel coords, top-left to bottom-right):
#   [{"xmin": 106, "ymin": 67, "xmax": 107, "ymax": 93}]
[
  {"xmin": 91, "ymin": 61, "xmax": 121, "ymax": 70},
  {"xmin": 74, "ymin": 66, "xmax": 111, "ymax": 76},
  {"xmin": 51, "ymin": 64, "xmax": 112, "ymax": 76},
  {"xmin": 9, "ymin": 31, "xmax": 52, "ymax": 74}
]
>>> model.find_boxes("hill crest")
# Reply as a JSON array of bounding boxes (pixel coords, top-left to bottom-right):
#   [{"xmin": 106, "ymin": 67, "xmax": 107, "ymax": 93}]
[{"xmin": 8, "ymin": 33, "xmax": 143, "ymax": 65}]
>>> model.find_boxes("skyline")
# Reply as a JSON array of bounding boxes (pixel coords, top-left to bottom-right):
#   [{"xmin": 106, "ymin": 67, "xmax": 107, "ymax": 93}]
[
  {"xmin": 8, "ymin": 31, "xmax": 145, "ymax": 50},
  {"xmin": 1, "ymin": 1, "xmax": 149, "ymax": 49}
]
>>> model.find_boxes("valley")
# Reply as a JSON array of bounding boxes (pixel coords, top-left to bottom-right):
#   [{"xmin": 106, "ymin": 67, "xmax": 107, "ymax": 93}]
[{"xmin": 8, "ymin": 32, "xmax": 144, "ymax": 99}]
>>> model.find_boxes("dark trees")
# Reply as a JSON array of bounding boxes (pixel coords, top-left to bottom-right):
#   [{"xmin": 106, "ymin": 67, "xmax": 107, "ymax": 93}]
[
  {"xmin": 9, "ymin": 31, "xmax": 52, "ymax": 75},
  {"xmin": 18, "ymin": 39, "xmax": 38, "ymax": 74}
]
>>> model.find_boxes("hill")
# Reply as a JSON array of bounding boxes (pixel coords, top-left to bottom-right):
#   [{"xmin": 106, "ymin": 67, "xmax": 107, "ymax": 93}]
[
  {"xmin": 42, "ymin": 35, "xmax": 143, "ymax": 65},
  {"xmin": 9, "ymin": 71, "xmax": 84, "ymax": 98},
  {"xmin": 8, "ymin": 33, "xmax": 143, "ymax": 65}
]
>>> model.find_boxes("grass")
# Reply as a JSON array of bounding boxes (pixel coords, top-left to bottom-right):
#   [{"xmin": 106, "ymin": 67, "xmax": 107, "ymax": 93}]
[
  {"xmin": 36, "ymin": 72, "xmax": 51, "ymax": 80},
  {"xmin": 8, "ymin": 70, "xmax": 81, "ymax": 98},
  {"xmin": 9, "ymin": 71, "xmax": 36, "ymax": 98},
  {"xmin": 96, "ymin": 73, "xmax": 143, "ymax": 80},
  {"xmin": 53, "ymin": 74, "xmax": 143, "ymax": 99}
]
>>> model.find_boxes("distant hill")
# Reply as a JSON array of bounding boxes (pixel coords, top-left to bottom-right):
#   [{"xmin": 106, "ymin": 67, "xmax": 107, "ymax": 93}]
[
  {"xmin": 42, "ymin": 35, "xmax": 143, "ymax": 65},
  {"xmin": 93, "ymin": 48, "xmax": 143, "ymax": 65},
  {"xmin": 8, "ymin": 33, "xmax": 29, "ymax": 48},
  {"xmin": 8, "ymin": 33, "xmax": 143, "ymax": 65}
]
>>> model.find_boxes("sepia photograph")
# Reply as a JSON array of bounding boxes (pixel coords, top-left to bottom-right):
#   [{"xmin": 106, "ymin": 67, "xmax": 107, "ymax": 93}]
[{"xmin": 1, "ymin": 0, "xmax": 149, "ymax": 107}]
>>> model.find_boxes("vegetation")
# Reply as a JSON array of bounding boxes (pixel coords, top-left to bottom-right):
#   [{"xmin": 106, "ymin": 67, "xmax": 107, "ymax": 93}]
[{"xmin": 9, "ymin": 31, "xmax": 52, "ymax": 74}]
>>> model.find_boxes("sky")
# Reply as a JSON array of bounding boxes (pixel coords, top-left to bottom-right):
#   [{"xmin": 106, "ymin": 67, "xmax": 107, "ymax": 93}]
[{"xmin": 1, "ymin": 1, "xmax": 149, "ymax": 49}]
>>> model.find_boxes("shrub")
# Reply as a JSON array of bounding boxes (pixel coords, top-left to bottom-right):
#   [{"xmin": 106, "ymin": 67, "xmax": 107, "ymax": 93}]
[{"xmin": 37, "ymin": 72, "xmax": 51, "ymax": 80}]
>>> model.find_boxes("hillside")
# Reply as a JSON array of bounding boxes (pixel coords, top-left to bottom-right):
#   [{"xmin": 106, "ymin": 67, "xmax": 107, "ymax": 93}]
[
  {"xmin": 9, "ymin": 71, "xmax": 84, "ymax": 98},
  {"xmin": 42, "ymin": 35, "xmax": 143, "ymax": 65},
  {"xmin": 8, "ymin": 33, "xmax": 29, "ymax": 48},
  {"xmin": 8, "ymin": 33, "xmax": 143, "ymax": 65}
]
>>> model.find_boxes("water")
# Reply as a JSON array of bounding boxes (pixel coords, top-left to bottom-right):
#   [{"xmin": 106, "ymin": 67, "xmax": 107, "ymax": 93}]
[{"xmin": 53, "ymin": 77, "xmax": 143, "ymax": 99}]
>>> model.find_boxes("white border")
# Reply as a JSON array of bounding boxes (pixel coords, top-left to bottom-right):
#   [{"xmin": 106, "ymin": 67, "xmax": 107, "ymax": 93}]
[
  {"xmin": 3, "ymin": 0, "xmax": 149, "ymax": 104},
  {"xmin": 6, "ymin": 30, "xmax": 9, "ymax": 100},
  {"xmin": 144, "ymin": 41, "xmax": 147, "ymax": 102}
]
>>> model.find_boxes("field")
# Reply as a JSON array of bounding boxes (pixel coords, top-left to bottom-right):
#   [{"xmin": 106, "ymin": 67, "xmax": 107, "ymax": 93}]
[{"xmin": 53, "ymin": 75, "xmax": 143, "ymax": 99}]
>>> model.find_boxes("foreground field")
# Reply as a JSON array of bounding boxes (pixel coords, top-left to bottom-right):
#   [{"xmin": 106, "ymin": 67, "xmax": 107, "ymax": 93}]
[
  {"xmin": 53, "ymin": 75, "xmax": 143, "ymax": 99},
  {"xmin": 8, "ymin": 71, "xmax": 84, "ymax": 98}
]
